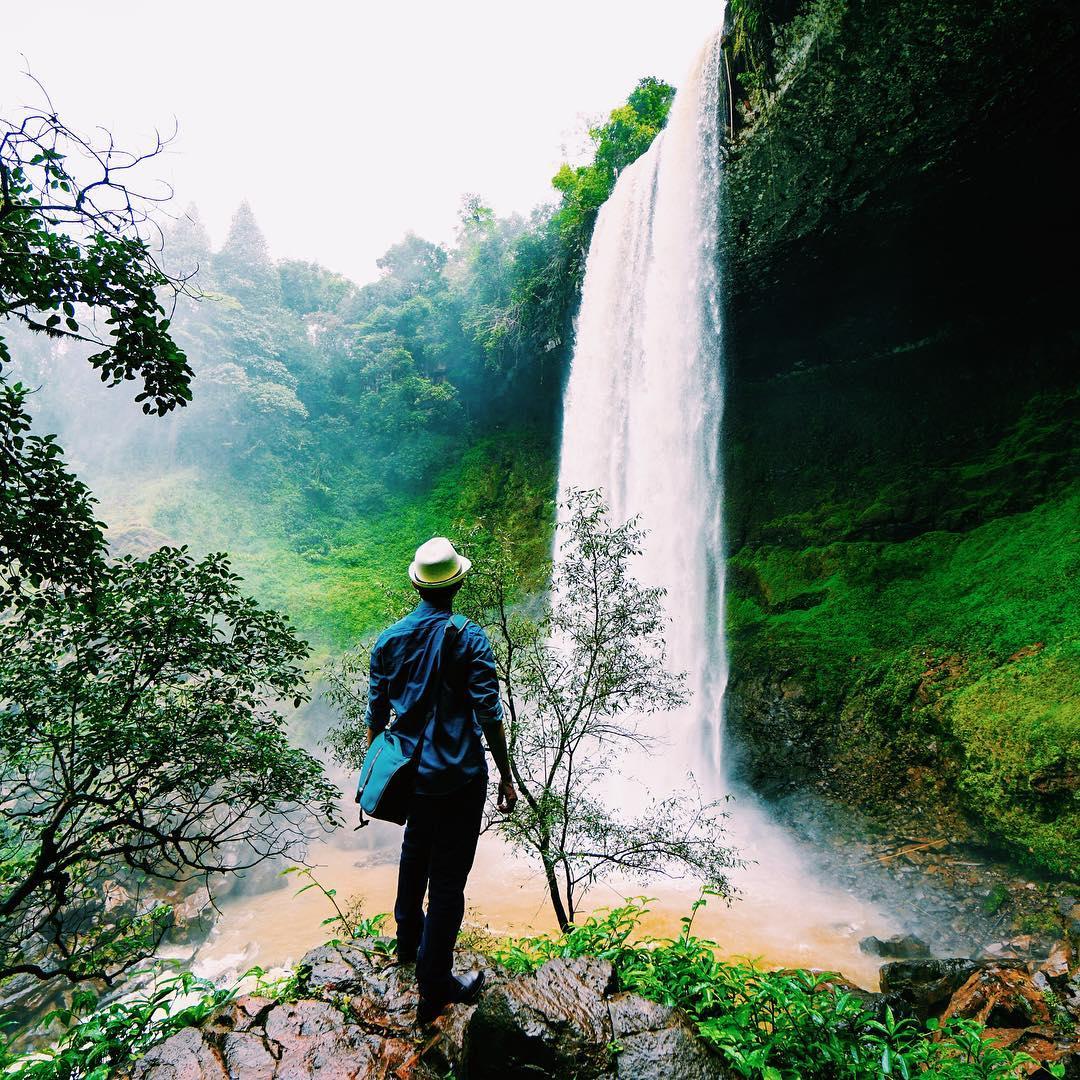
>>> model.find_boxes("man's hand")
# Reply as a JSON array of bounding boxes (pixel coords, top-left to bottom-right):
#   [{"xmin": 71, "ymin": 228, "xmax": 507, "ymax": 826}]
[{"xmin": 497, "ymin": 777, "xmax": 518, "ymax": 814}]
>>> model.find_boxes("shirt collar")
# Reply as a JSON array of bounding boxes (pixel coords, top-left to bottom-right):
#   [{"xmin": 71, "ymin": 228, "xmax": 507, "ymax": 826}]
[{"xmin": 416, "ymin": 597, "xmax": 453, "ymax": 617}]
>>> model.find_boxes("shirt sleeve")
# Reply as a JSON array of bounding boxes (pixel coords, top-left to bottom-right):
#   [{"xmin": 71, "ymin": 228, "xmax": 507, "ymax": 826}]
[
  {"xmin": 365, "ymin": 640, "xmax": 390, "ymax": 734},
  {"xmin": 467, "ymin": 625, "xmax": 504, "ymax": 728}
]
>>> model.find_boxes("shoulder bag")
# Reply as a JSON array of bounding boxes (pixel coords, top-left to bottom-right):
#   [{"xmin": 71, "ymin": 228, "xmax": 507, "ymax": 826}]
[{"xmin": 354, "ymin": 613, "xmax": 467, "ymax": 826}]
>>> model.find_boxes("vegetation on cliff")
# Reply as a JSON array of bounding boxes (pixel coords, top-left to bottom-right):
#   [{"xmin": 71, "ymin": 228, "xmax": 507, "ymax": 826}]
[{"xmin": 721, "ymin": 0, "xmax": 1079, "ymax": 879}]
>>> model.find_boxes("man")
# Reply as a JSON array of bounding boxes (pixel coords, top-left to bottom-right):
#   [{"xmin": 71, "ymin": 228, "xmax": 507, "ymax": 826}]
[{"xmin": 365, "ymin": 536, "xmax": 518, "ymax": 1024}]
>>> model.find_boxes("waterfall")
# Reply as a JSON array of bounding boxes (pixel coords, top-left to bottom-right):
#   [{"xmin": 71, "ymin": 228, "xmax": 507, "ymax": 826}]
[{"xmin": 556, "ymin": 31, "xmax": 728, "ymax": 791}]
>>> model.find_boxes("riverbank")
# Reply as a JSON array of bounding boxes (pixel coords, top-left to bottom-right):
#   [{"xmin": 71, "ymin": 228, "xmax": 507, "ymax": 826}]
[{"xmin": 130, "ymin": 903, "xmax": 1080, "ymax": 1078}]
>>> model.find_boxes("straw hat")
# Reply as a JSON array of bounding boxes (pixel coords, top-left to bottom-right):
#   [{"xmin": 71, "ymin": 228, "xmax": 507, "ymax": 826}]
[{"xmin": 409, "ymin": 537, "xmax": 472, "ymax": 589}]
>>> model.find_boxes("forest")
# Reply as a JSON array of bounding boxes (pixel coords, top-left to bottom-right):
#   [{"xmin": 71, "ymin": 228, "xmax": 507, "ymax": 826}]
[{"xmin": 1, "ymin": 0, "xmax": 1077, "ymax": 1076}]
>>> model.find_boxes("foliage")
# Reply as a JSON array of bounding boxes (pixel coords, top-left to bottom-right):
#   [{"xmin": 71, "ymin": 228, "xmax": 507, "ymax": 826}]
[
  {"xmin": 726, "ymin": 0, "xmax": 805, "ymax": 103},
  {"xmin": 0, "ymin": 955, "xmax": 324, "ymax": 1080},
  {"xmin": 490, "ymin": 897, "xmax": 1061, "ymax": 1079},
  {"xmin": 470, "ymin": 490, "xmax": 737, "ymax": 928},
  {"xmin": 0, "ymin": 546, "xmax": 340, "ymax": 985},
  {"xmin": 481, "ymin": 76, "xmax": 676, "ymax": 365},
  {"xmin": 327, "ymin": 489, "xmax": 738, "ymax": 929},
  {"xmin": 5, "ymin": 68, "xmax": 674, "ymax": 652},
  {"xmin": 0, "ymin": 107, "xmax": 192, "ymax": 601},
  {"xmin": 0, "ymin": 971, "xmax": 242, "ymax": 1079}
]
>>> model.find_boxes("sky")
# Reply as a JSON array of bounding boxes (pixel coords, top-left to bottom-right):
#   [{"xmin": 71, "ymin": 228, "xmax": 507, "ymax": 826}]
[{"xmin": 2, "ymin": 1, "xmax": 722, "ymax": 284}]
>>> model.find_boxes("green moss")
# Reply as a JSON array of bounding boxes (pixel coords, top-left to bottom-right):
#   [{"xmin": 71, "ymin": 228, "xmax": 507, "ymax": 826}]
[
  {"xmin": 948, "ymin": 642, "xmax": 1079, "ymax": 877},
  {"xmin": 728, "ymin": 476, "xmax": 1080, "ymax": 876}
]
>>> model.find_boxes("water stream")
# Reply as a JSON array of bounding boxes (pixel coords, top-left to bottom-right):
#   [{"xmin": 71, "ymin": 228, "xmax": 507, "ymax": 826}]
[{"xmin": 556, "ymin": 30, "xmax": 727, "ymax": 789}]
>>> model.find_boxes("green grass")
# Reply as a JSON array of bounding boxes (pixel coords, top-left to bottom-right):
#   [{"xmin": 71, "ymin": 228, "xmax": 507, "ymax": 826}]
[{"xmin": 96, "ymin": 429, "xmax": 557, "ymax": 658}]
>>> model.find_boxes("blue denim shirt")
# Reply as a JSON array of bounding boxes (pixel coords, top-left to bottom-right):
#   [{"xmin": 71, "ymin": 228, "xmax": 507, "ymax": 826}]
[{"xmin": 365, "ymin": 600, "xmax": 504, "ymax": 795}]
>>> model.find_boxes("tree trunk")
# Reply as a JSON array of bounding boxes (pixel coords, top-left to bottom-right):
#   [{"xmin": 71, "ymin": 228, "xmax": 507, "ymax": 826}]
[{"xmin": 541, "ymin": 853, "xmax": 570, "ymax": 931}]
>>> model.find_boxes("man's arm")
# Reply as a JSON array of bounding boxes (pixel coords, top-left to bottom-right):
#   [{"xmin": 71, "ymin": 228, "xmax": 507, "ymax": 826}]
[
  {"xmin": 484, "ymin": 720, "xmax": 518, "ymax": 814},
  {"xmin": 365, "ymin": 641, "xmax": 389, "ymax": 747},
  {"xmin": 467, "ymin": 626, "xmax": 517, "ymax": 813}
]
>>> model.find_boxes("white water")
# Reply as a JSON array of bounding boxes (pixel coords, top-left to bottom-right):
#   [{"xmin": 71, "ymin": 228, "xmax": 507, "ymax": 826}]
[
  {"xmin": 550, "ymin": 25, "xmax": 904, "ymax": 953},
  {"xmin": 557, "ymin": 31, "xmax": 728, "ymax": 791}
]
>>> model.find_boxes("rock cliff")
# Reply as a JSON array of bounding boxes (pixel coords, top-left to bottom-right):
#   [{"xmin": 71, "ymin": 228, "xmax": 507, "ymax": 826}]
[{"xmin": 721, "ymin": 0, "xmax": 1079, "ymax": 879}]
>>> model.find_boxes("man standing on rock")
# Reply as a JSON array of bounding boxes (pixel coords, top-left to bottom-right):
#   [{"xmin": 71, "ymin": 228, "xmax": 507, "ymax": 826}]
[{"xmin": 365, "ymin": 537, "xmax": 518, "ymax": 1024}]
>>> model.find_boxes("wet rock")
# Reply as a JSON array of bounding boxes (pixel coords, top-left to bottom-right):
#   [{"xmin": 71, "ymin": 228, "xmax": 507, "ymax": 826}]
[
  {"xmin": 465, "ymin": 957, "xmax": 616, "ymax": 1079},
  {"xmin": 981, "ymin": 942, "xmax": 1020, "ymax": 961},
  {"xmin": 128, "ymin": 994, "xmax": 419, "ymax": 1079},
  {"xmin": 981, "ymin": 1029, "xmax": 1080, "ymax": 1079},
  {"xmin": 1040, "ymin": 940, "xmax": 1073, "ymax": 983},
  {"xmin": 430, "ymin": 1001, "xmax": 476, "ymax": 1076},
  {"xmin": 302, "ymin": 939, "xmax": 420, "ymax": 1032},
  {"xmin": 1062, "ymin": 974, "xmax": 1080, "ymax": 1024},
  {"xmin": 1067, "ymin": 904, "xmax": 1080, "ymax": 944},
  {"xmin": 129, "ymin": 1026, "xmax": 229, "ymax": 1080},
  {"xmin": 878, "ymin": 958, "xmax": 980, "ymax": 1016},
  {"xmin": 608, "ymin": 992, "xmax": 731, "ymax": 1079},
  {"xmin": 859, "ymin": 933, "xmax": 931, "ymax": 958},
  {"xmin": 943, "ymin": 965, "xmax": 1051, "ymax": 1029}
]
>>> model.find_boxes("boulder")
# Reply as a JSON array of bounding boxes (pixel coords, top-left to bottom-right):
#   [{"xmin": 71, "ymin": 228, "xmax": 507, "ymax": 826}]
[
  {"xmin": 464, "ymin": 956, "xmax": 617, "ymax": 1079},
  {"xmin": 302, "ymin": 940, "xmax": 419, "ymax": 1032},
  {"xmin": 942, "ymin": 966, "xmax": 1051, "ymax": 1029},
  {"xmin": 607, "ymin": 992, "xmax": 730, "ymax": 1079},
  {"xmin": 130, "ymin": 950, "xmax": 732, "ymax": 1079},
  {"xmin": 128, "ymin": 994, "xmax": 422, "ymax": 1079},
  {"xmin": 858, "ymin": 933, "xmax": 931, "ymax": 959},
  {"xmin": 1039, "ymin": 939, "xmax": 1073, "ymax": 983},
  {"xmin": 878, "ymin": 958, "xmax": 980, "ymax": 1016},
  {"xmin": 129, "ymin": 1026, "xmax": 229, "ymax": 1080}
]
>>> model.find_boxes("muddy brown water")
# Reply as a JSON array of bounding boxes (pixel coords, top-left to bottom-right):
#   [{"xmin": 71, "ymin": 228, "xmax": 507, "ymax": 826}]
[{"xmin": 192, "ymin": 802, "xmax": 901, "ymax": 991}]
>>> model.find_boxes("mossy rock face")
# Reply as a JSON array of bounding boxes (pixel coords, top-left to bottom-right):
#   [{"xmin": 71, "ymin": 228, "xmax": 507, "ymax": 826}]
[
  {"xmin": 721, "ymin": 0, "xmax": 1080, "ymax": 877},
  {"xmin": 947, "ymin": 642, "xmax": 1080, "ymax": 877}
]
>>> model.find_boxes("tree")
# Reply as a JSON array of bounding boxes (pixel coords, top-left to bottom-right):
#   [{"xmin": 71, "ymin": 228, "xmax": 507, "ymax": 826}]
[
  {"xmin": 550, "ymin": 76, "xmax": 676, "ymax": 282},
  {"xmin": 0, "ymin": 547, "xmax": 341, "ymax": 985},
  {"xmin": 1, "ymin": 103, "xmax": 192, "ymax": 600},
  {"xmin": 215, "ymin": 201, "xmax": 280, "ymax": 305},
  {"xmin": 327, "ymin": 489, "xmax": 738, "ymax": 930},
  {"xmin": 161, "ymin": 202, "xmax": 211, "ymax": 279},
  {"xmin": 0, "ymin": 101, "xmax": 339, "ymax": 986}
]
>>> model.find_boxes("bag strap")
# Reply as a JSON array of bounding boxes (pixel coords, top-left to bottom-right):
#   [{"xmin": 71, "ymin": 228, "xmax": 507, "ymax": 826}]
[
  {"xmin": 414, "ymin": 613, "xmax": 467, "ymax": 752},
  {"xmin": 355, "ymin": 614, "xmax": 467, "ymax": 830}
]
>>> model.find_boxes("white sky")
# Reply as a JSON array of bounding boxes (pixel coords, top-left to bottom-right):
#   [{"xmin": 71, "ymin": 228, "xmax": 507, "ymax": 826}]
[{"xmin": 2, "ymin": 1, "xmax": 721, "ymax": 283}]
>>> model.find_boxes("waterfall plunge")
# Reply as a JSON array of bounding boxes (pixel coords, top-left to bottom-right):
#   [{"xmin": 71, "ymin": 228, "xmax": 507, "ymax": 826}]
[{"xmin": 557, "ymin": 31, "xmax": 728, "ymax": 793}]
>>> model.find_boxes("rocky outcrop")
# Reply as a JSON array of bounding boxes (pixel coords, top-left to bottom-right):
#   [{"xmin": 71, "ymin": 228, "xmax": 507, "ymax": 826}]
[
  {"xmin": 129, "ymin": 942, "xmax": 731, "ymax": 1080},
  {"xmin": 128, "ymin": 935, "xmax": 1080, "ymax": 1080},
  {"xmin": 879, "ymin": 957, "xmax": 981, "ymax": 1017},
  {"xmin": 720, "ymin": 0, "xmax": 1080, "ymax": 884}
]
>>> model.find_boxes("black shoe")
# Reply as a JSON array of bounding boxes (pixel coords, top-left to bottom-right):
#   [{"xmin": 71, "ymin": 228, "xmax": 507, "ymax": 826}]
[
  {"xmin": 417, "ymin": 969, "xmax": 486, "ymax": 1025},
  {"xmin": 396, "ymin": 946, "xmax": 417, "ymax": 965}
]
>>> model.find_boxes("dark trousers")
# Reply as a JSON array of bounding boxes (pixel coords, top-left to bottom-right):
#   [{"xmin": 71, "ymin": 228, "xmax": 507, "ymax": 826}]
[{"xmin": 394, "ymin": 773, "xmax": 486, "ymax": 997}]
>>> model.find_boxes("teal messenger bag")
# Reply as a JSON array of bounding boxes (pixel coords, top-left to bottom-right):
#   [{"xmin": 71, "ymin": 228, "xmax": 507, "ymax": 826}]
[{"xmin": 354, "ymin": 614, "xmax": 466, "ymax": 826}]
